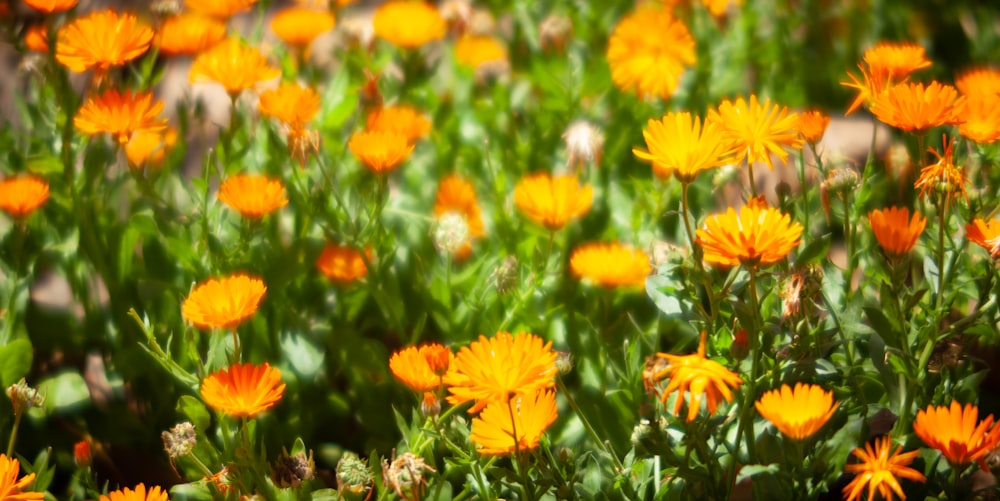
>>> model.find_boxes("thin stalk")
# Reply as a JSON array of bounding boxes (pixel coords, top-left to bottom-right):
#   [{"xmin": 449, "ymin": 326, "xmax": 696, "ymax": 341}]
[
  {"xmin": 6, "ymin": 409, "xmax": 22, "ymax": 457},
  {"xmin": 935, "ymin": 193, "xmax": 948, "ymax": 311},
  {"xmin": 747, "ymin": 159, "xmax": 758, "ymax": 198},
  {"xmin": 841, "ymin": 192, "xmax": 854, "ymax": 299},
  {"xmin": 797, "ymin": 148, "xmax": 810, "ymax": 245},
  {"xmin": 680, "ymin": 182, "xmax": 698, "ymax": 259}
]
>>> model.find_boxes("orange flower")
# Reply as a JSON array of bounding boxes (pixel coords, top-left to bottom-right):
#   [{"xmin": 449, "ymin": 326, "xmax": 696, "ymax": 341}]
[
  {"xmin": 156, "ymin": 13, "xmax": 226, "ymax": 56},
  {"xmin": 913, "ymin": 401, "xmax": 1000, "ymax": 467},
  {"xmin": 796, "ymin": 109, "xmax": 830, "ymax": 144},
  {"xmin": 0, "ymin": 176, "xmax": 49, "ymax": 218},
  {"xmin": 696, "ymin": 198, "xmax": 803, "ymax": 268},
  {"xmin": 74, "ymin": 89, "xmax": 167, "ymax": 145},
  {"xmin": 868, "ymin": 207, "xmax": 926, "ymax": 257},
  {"xmin": 56, "ymin": 10, "xmax": 153, "ymax": 73},
  {"xmin": 189, "ymin": 39, "xmax": 280, "ymax": 96},
  {"xmin": 366, "ymin": 105, "xmax": 431, "ymax": 144},
  {"xmin": 99, "ymin": 484, "xmax": 168, "ymax": 501},
  {"xmin": 186, "ymin": 0, "xmax": 257, "ymax": 19},
  {"xmin": 200, "ymin": 362, "xmax": 285, "ymax": 418},
  {"xmin": 373, "ymin": 1, "xmax": 446, "ymax": 49},
  {"xmin": 470, "ymin": 390, "xmax": 558, "ymax": 456},
  {"xmin": 73, "ymin": 440, "xmax": 92, "ymax": 468},
  {"xmin": 513, "ymin": 172, "xmax": 593, "ymax": 231},
  {"xmin": 700, "ymin": 0, "xmax": 743, "ymax": 16},
  {"xmin": 24, "ymin": 0, "xmax": 76, "ymax": 13},
  {"xmin": 959, "ymin": 95, "xmax": 1000, "ymax": 144},
  {"xmin": 843, "ymin": 436, "xmax": 926, "ymax": 501},
  {"xmin": 709, "ymin": 95, "xmax": 802, "ymax": 170},
  {"xmin": 870, "ymin": 81, "xmax": 965, "ymax": 133},
  {"xmin": 913, "ymin": 140, "xmax": 967, "ymax": 202},
  {"xmin": 755, "ymin": 383, "xmax": 838, "ymax": 440},
  {"xmin": 389, "ymin": 344, "xmax": 454, "ymax": 392},
  {"xmin": 632, "ymin": 111, "xmax": 735, "ymax": 182},
  {"xmin": 181, "ymin": 274, "xmax": 266, "ymax": 330},
  {"xmin": 606, "ymin": 5, "xmax": 695, "ymax": 99},
  {"xmin": 966, "ymin": 218, "xmax": 1000, "ymax": 258},
  {"xmin": 433, "ymin": 175, "xmax": 484, "ymax": 258},
  {"xmin": 955, "ymin": 67, "xmax": 1000, "ymax": 99},
  {"xmin": 271, "ymin": 7, "xmax": 335, "ymax": 48},
  {"xmin": 0, "ymin": 453, "xmax": 43, "ymax": 500},
  {"xmin": 653, "ymin": 330, "xmax": 742, "ymax": 422},
  {"xmin": 316, "ymin": 244, "xmax": 369, "ymax": 284},
  {"xmin": 842, "ymin": 41, "xmax": 931, "ymax": 115},
  {"xmin": 24, "ymin": 25, "xmax": 49, "ymax": 53},
  {"xmin": 125, "ymin": 128, "xmax": 177, "ymax": 169},
  {"xmin": 348, "ymin": 130, "xmax": 412, "ymax": 174},
  {"xmin": 259, "ymin": 84, "xmax": 320, "ymax": 131},
  {"xmin": 454, "ymin": 35, "xmax": 507, "ymax": 69},
  {"xmin": 217, "ymin": 174, "xmax": 288, "ymax": 218},
  {"xmin": 570, "ymin": 242, "xmax": 652, "ymax": 288},
  {"xmin": 445, "ymin": 332, "xmax": 557, "ymax": 414}
]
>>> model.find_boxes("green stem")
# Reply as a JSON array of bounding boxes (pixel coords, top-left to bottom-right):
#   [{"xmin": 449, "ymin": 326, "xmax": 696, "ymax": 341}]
[
  {"xmin": 797, "ymin": 148, "xmax": 809, "ymax": 245},
  {"xmin": 841, "ymin": 192, "xmax": 854, "ymax": 299},
  {"xmin": 935, "ymin": 193, "xmax": 948, "ymax": 311},
  {"xmin": 6, "ymin": 409, "xmax": 22, "ymax": 457},
  {"xmin": 747, "ymin": 159, "xmax": 758, "ymax": 198}
]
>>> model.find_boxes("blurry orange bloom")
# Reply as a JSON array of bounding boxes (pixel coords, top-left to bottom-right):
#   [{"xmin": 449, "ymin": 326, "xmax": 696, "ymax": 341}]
[
  {"xmin": 0, "ymin": 453, "xmax": 42, "ymax": 500},
  {"xmin": 755, "ymin": 383, "xmax": 838, "ymax": 440},
  {"xmin": 0, "ymin": 176, "xmax": 49, "ymax": 218},
  {"xmin": 871, "ymin": 81, "xmax": 965, "ymax": 133},
  {"xmin": 181, "ymin": 274, "xmax": 266, "ymax": 330},
  {"xmin": 156, "ymin": 13, "xmax": 226, "ymax": 56},
  {"xmin": 843, "ymin": 436, "xmax": 925, "ymax": 501},
  {"xmin": 74, "ymin": 89, "xmax": 167, "ymax": 145},
  {"xmin": 913, "ymin": 401, "xmax": 1000, "ymax": 467},
  {"xmin": 955, "ymin": 67, "xmax": 1000, "ymax": 99},
  {"xmin": 190, "ymin": 39, "xmax": 280, "ymax": 96},
  {"xmin": 913, "ymin": 140, "xmax": 967, "ymax": 202},
  {"xmin": 570, "ymin": 242, "xmax": 652, "ymax": 288},
  {"xmin": 606, "ymin": 5, "xmax": 695, "ymax": 100},
  {"xmin": 366, "ymin": 105, "xmax": 431, "ymax": 144},
  {"xmin": 700, "ymin": 0, "xmax": 743, "ymax": 16},
  {"xmin": 316, "ymin": 244, "xmax": 369, "ymax": 284},
  {"xmin": 218, "ymin": 174, "xmax": 288, "ymax": 218},
  {"xmin": 796, "ymin": 109, "xmax": 830, "ymax": 144},
  {"xmin": 632, "ymin": 111, "xmax": 734, "ymax": 182},
  {"xmin": 99, "ymin": 484, "xmax": 167, "ymax": 501},
  {"xmin": 56, "ymin": 10, "xmax": 153, "ymax": 73},
  {"xmin": 433, "ymin": 175, "xmax": 484, "ymax": 258},
  {"xmin": 868, "ymin": 207, "xmax": 926, "ymax": 258},
  {"xmin": 200, "ymin": 362, "xmax": 285, "ymax": 418},
  {"xmin": 389, "ymin": 344, "xmax": 454, "ymax": 392},
  {"xmin": 186, "ymin": 0, "xmax": 257, "ymax": 19},
  {"xmin": 696, "ymin": 198, "xmax": 803, "ymax": 268},
  {"xmin": 654, "ymin": 330, "xmax": 742, "ymax": 422},
  {"xmin": 271, "ymin": 7, "xmax": 335, "ymax": 48},
  {"xmin": 373, "ymin": 1, "xmax": 446, "ymax": 49},
  {"xmin": 513, "ymin": 173, "xmax": 593, "ymax": 231},
  {"xmin": 125, "ymin": 128, "xmax": 177, "ymax": 169},
  {"xmin": 259, "ymin": 84, "xmax": 320, "ymax": 131},
  {"xmin": 445, "ymin": 332, "xmax": 557, "ymax": 414},
  {"xmin": 24, "ymin": 25, "xmax": 49, "ymax": 53},
  {"xmin": 959, "ymin": 95, "xmax": 1000, "ymax": 144},
  {"xmin": 348, "ymin": 130, "xmax": 412, "ymax": 173},
  {"xmin": 709, "ymin": 95, "xmax": 802, "ymax": 170},
  {"xmin": 73, "ymin": 440, "xmax": 92, "ymax": 468},
  {"xmin": 966, "ymin": 218, "xmax": 1000, "ymax": 258},
  {"xmin": 470, "ymin": 390, "xmax": 557, "ymax": 455},
  {"xmin": 842, "ymin": 41, "xmax": 931, "ymax": 115},
  {"xmin": 454, "ymin": 35, "xmax": 507, "ymax": 69},
  {"xmin": 24, "ymin": 0, "xmax": 76, "ymax": 14}
]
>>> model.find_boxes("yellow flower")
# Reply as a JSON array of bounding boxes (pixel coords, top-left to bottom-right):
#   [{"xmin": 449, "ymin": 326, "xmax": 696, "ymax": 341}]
[
  {"xmin": 181, "ymin": 274, "xmax": 266, "ymax": 330},
  {"xmin": 632, "ymin": 111, "xmax": 735, "ymax": 182},
  {"xmin": 653, "ymin": 331, "xmax": 742, "ymax": 422},
  {"xmin": 433, "ymin": 175, "xmax": 485, "ymax": 259},
  {"xmin": 186, "ymin": 0, "xmax": 257, "ymax": 19},
  {"xmin": 842, "ymin": 436, "xmax": 925, "ymax": 501},
  {"xmin": 606, "ymin": 5, "xmax": 695, "ymax": 99},
  {"xmin": 755, "ymin": 383, "xmax": 838, "ymax": 440},
  {"xmin": 217, "ymin": 174, "xmax": 288, "ymax": 218},
  {"xmin": 570, "ymin": 242, "xmax": 652, "ymax": 288},
  {"xmin": 913, "ymin": 140, "xmax": 967, "ymax": 202},
  {"xmin": 156, "ymin": 13, "xmax": 226, "ymax": 57},
  {"xmin": 959, "ymin": 95, "xmax": 1000, "ymax": 144},
  {"xmin": 200, "ymin": 362, "xmax": 285, "ymax": 418},
  {"xmin": 796, "ymin": 109, "xmax": 830, "ymax": 144},
  {"xmin": 316, "ymin": 244, "xmax": 369, "ymax": 284},
  {"xmin": 56, "ymin": 9, "xmax": 154, "ymax": 73},
  {"xmin": 708, "ymin": 95, "xmax": 802, "ymax": 170},
  {"xmin": 0, "ymin": 453, "xmax": 43, "ymax": 500},
  {"xmin": 259, "ymin": 84, "xmax": 320, "ymax": 129},
  {"xmin": 74, "ymin": 89, "xmax": 167, "ymax": 145},
  {"xmin": 470, "ymin": 390, "xmax": 558, "ymax": 456},
  {"xmin": 513, "ymin": 172, "xmax": 593, "ymax": 231},
  {"xmin": 0, "ymin": 176, "xmax": 49, "ymax": 218},
  {"xmin": 125, "ymin": 128, "xmax": 177, "ymax": 169},
  {"xmin": 190, "ymin": 39, "xmax": 280, "ymax": 96},
  {"xmin": 696, "ymin": 198, "xmax": 803, "ymax": 268},
  {"xmin": 956, "ymin": 67, "xmax": 1000, "ymax": 100},
  {"xmin": 348, "ymin": 130, "xmax": 412, "ymax": 174},
  {"xmin": 99, "ymin": 484, "xmax": 168, "ymax": 501},
  {"xmin": 366, "ymin": 105, "xmax": 431, "ymax": 144},
  {"xmin": 24, "ymin": 0, "xmax": 76, "ymax": 14},
  {"xmin": 373, "ymin": 1, "xmax": 446, "ymax": 49},
  {"xmin": 454, "ymin": 35, "xmax": 507, "ymax": 69},
  {"xmin": 966, "ymin": 218, "xmax": 1000, "ymax": 258},
  {"xmin": 445, "ymin": 332, "xmax": 557, "ymax": 414},
  {"xmin": 913, "ymin": 401, "xmax": 1000, "ymax": 467},
  {"xmin": 389, "ymin": 344, "xmax": 454, "ymax": 392},
  {"xmin": 871, "ymin": 81, "xmax": 966, "ymax": 133},
  {"xmin": 271, "ymin": 7, "xmax": 335, "ymax": 48},
  {"xmin": 868, "ymin": 207, "xmax": 926, "ymax": 258}
]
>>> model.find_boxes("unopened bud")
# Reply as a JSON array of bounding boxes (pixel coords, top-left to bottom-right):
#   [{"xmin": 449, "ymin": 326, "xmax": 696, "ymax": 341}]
[
  {"xmin": 337, "ymin": 452, "xmax": 373, "ymax": 499},
  {"xmin": 730, "ymin": 329, "xmax": 749, "ymax": 360},
  {"xmin": 421, "ymin": 392, "xmax": 440, "ymax": 418},
  {"xmin": 491, "ymin": 256, "xmax": 518, "ymax": 295},
  {"xmin": 74, "ymin": 440, "xmax": 92, "ymax": 468},
  {"xmin": 162, "ymin": 422, "xmax": 197, "ymax": 459},
  {"xmin": 271, "ymin": 448, "xmax": 315, "ymax": 489},
  {"xmin": 555, "ymin": 352, "xmax": 574, "ymax": 375},
  {"xmin": 6, "ymin": 379, "xmax": 44, "ymax": 415},
  {"xmin": 423, "ymin": 345, "xmax": 452, "ymax": 376},
  {"xmin": 822, "ymin": 168, "xmax": 860, "ymax": 194}
]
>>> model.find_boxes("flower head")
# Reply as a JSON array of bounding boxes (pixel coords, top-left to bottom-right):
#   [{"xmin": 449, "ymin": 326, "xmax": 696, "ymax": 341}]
[
  {"xmin": 871, "ymin": 81, "xmax": 966, "ymax": 133},
  {"xmin": 125, "ymin": 128, "xmax": 178, "ymax": 169},
  {"xmin": 914, "ymin": 140, "xmax": 967, "ymax": 202},
  {"xmin": 842, "ymin": 41, "xmax": 931, "ymax": 115},
  {"xmin": 186, "ymin": 0, "xmax": 257, "ymax": 19},
  {"xmin": 181, "ymin": 274, "xmax": 266, "ymax": 330},
  {"xmin": 796, "ymin": 109, "xmax": 830, "ymax": 144},
  {"xmin": 913, "ymin": 401, "xmax": 1000, "ymax": 467},
  {"xmin": 654, "ymin": 331, "xmax": 742, "ymax": 422},
  {"xmin": 470, "ymin": 390, "xmax": 558, "ymax": 456},
  {"xmin": 966, "ymin": 218, "xmax": 1000, "ymax": 258},
  {"xmin": 271, "ymin": 7, "xmax": 335, "ymax": 48},
  {"xmin": 218, "ymin": 174, "xmax": 288, "ymax": 218},
  {"xmin": 389, "ymin": 344, "xmax": 454, "ymax": 392},
  {"xmin": 316, "ymin": 244, "xmax": 369, "ymax": 284},
  {"xmin": 606, "ymin": 6, "xmax": 695, "ymax": 99},
  {"xmin": 843, "ymin": 436, "xmax": 926, "ymax": 501},
  {"xmin": 24, "ymin": 25, "xmax": 49, "ymax": 53},
  {"xmin": 445, "ymin": 332, "xmax": 557, "ymax": 414},
  {"xmin": 156, "ymin": 13, "xmax": 226, "ymax": 56},
  {"xmin": 74, "ymin": 89, "xmax": 167, "ymax": 145},
  {"xmin": 956, "ymin": 67, "xmax": 1000, "ymax": 99},
  {"xmin": 373, "ymin": 1, "xmax": 446, "ymax": 49},
  {"xmin": 366, "ymin": 105, "xmax": 431, "ymax": 144},
  {"xmin": 24, "ymin": 0, "xmax": 76, "ymax": 14},
  {"xmin": 513, "ymin": 173, "xmax": 593, "ymax": 231},
  {"xmin": 570, "ymin": 242, "xmax": 652, "ymax": 288},
  {"xmin": 259, "ymin": 84, "xmax": 320, "ymax": 128},
  {"xmin": 433, "ymin": 175, "xmax": 484, "ymax": 258},
  {"xmin": 99, "ymin": 484, "xmax": 168, "ymax": 501},
  {"xmin": 709, "ymin": 95, "xmax": 802, "ymax": 170},
  {"xmin": 0, "ymin": 176, "xmax": 49, "ymax": 219},
  {"xmin": 56, "ymin": 10, "xmax": 153, "ymax": 73},
  {"xmin": 0, "ymin": 453, "xmax": 42, "ymax": 500},
  {"xmin": 454, "ymin": 35, "xmax": 507, "ymax": 69},
  {"xmin": 200, "ymin": 362, "xmax": 285, "ymax": 418},
  {"xmin": 348, "ymin": 130, "xmax": 412, "ymax": 174},
  {"xmin": 696, "ymin": 198, "xmax": 803, "ymax": 268},
  {"xmin": 869, "ymin": 207, "xmax": 926, "ymax": 258},
  {"xmin": 959, "ymin": 95, "xmax": 1000, "ymax": 144},
  {"xmin": 632, "ymin": 111, "xmax": 735, "ymax": 182},
  {"xmin": 755, "ymin": 383, "xmax": 838, "ymax": 440},
  {"xmin": 190, "ymin": 39, "xmax": 280, "ymax": 96}
]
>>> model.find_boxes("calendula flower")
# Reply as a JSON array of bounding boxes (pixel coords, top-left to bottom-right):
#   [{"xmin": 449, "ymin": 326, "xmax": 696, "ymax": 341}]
[
  {"xmin": 513, "ymin": 173, "xmax": 593, "ymax": 231},
  {"xmin": 24, "ymin": 25, "xmax": 49, "ymax": 52},
  {"xmin": 56, "ymin": 10, "xmax": 154, "ymax": 74},
  {"xmin": 709, "ymin": 95, "xmax": 802, "ymax": 170},
  {"xmin": 445, "ymin": 332, "xmax": 557, "ymax": 414},
  {"xmin": 99, "ymin": 484, "xmax": 168, "ymax": 501},
  {"xmin": 843, "ymin": 436, "xmax": 926, "ymax": 501},
  {"xmin": 348, "ymin": 130, "xmax": 412, "ymax": 173},
  {"xmin": 271, "ymin": 7, "xmax": 335, "ymax": 48},
  {"xmin": 190, "ymin": 39, "xmax": 280, "ymax": 96},
  {"xmin": 156, "ymin": 13, "xmax": 226, "ymax": 56},
  {"xmin": 454, "ymin": 35, "xmax": 507, "ymax": 69},
  {"xmin": 181, "ymin": 274, "xmax": 266, "ymax": 330},
  {"xmin": 200, "ymin": 362, "xmax": 285, "ymax": 418},
  {"xmin": 959, "ymin": 95, "xmax": 1000, "ymax": 144},
  {"xmin": 125, "ymin": 128, "xmax": 178, "ymax": 169},
  {"xmin": 632, "ymin": 111, "xmax": 735, "ymax": 182},
  {"xmin": 470, "ymin": 390, "xmax": 558, "ymax": 456},
  {"xmin": 570, "ymin": 242, "xmax": 652, "ymax": 288},
  {"xmin": 316, "ymin": 244, "xmax": 369, "ymax": 284},
  {"xmin": 0, "ymin": 453, "xmax": 43, "ymax": 500},
  {"xmin": 606, "ymin": 6, "xmax": 695, "ymax": 99},
  {"xmin": 372, "ymin": 1, "xmax": 446, "ymax": 49},
  {"xmin": 966, "ymin": 218, "xmax": 1000, "ymax": 258},
  {"xmin": 259, "ymin": 84, "xmax": 320, "ymax": 131},
  {"xmin": 0, "ymin": 176, "xmax": 49, "ymax": 218},
  {"xmin": 913, "ymin": 401, "xmax": 1000, "ymax": 467},
  {"xmin": 755, "ymin": 383, "xmax": 838, "ymax": 440},
  {"xmin": 217, "ymin": 174, "xmax": 288, "ymax": 218},
  {"xmin": 700, "ymin": 0, "xmax": 743, "ymax": 16},
  {"xmin": 869, "ymin": 207, "xmax": 926, "ymax": 258},
  {"xmin": 74, "ymin": 89, "xmax": 167, "ymax": 145},
  {"xmin": 366, "ymin": 105, "xmax": 431, "ymax": 144},
  {"xmin": 796, "ymin": 109, "xmax": 830, "ymax": 144},
  {"xmin": 24, "ymin": 0, "xmax": 76, "ymax": 14},
  {"xmin": 696, "ymin": 198, "xmax": 803, "ymax": 268},
  {"xmin": 433, "ymin": 175, "xmax": 484, "ymax": 259},
  {"xmin": 913, "ymin": 140, "xmax": 967, "ymax": 202},
  {"xmin": 654, "ymin": 330, "xmax": 742, "ymax": 422},
  {"xmin": 955, "ymin": 67, "xmax": 1000, "ymax": 99},
  {"xmin": 842, "ymin": 41, "xmax": 931, "ymax": 115},
  {"xmin": 871, "ymin": 81, "xmax": 965, "ymax": 133},
  {"xmin": 389, "ymin": 344, "xmax": 454, "ymax": 392},
  {"xmin": 186, "ymin": 0, "xmax": 257, "ymax": 19}
]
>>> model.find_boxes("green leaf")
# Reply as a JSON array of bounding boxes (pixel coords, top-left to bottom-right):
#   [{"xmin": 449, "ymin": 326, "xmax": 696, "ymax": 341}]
[
  {"xmin": 795, "ymin": 233, "xmax": 831, "ymax": 266},
  {"xmin": 736, "ymin": 463, "xmax": 781, "ymax": 483},
  {"xmin": 0, "ymin": 339, "xmax": 33, "ymax": 387},
  {"xmin": 176, "ymin": 395, "xmax": 210, "ymax": 432},
  {"xmin": 37, "ymin": 370, "xmax": 90, "ymax": 414},
  {"xmin": 168, "ymin": 482, "xmax": 216, "ymax": 501},
  {"xmin": 646, "ymin": 274, "xmax": 684, "ymax": 317}
]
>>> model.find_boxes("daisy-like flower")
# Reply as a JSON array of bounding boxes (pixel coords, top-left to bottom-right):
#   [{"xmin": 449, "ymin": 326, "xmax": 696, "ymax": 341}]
[
  {"xmin": 445, "ymin": 332, "xmax": 558, "ymax": 414},
  {"xmin": 842, "ymin": 436, "xmax": 926, "ymax": 501},
  {"xmin": 570, "ymin": 242, "xmax": 652, "ymax": 288},
  {"xmin": 871, "ymin": 81, "xmax": 966, "ymax": 133},
  {"xmin": 653, "ymin": 330, "xmax": 742, "ymax": 422},
  {"xmin": 513, "ymin": 172, "xmax": 593, "ymax": 231},
  {"xmin": 366, "ymin": 105, "xmax": 431, "ymax": 144},
  {"xmin": 708, "ymin": 95, "xmax": 802, "ymax": 170},
  {"xmin": 913, "ymin": 140, "xmax": 967, "ymax": 202},
  {"xmin": 271, "ymin": 7, "xmax": 335, "ymax": 48},
  {"xmin": 74, "ymin": 89, "xmax": 167, "ymax": 145},
  {"xmin": 0, "ymin": 176, "xmax": 49, "ymax": 219},
  {"xmin": 56, "ymin": 10, "xmax": 153, "ymax": 74},
  {"xmin": 470, "ymin": 390, "xmax": 558, "ymax": 456},
  {"xmin": 389, "ymin": 344, "xmax": 454, "ymax": 392},
  {"xmin": 755, "ymin": 383, "xmax": 838, "ymax": 440},
  {"xmin": 959, "ymin": 95, "xmax": 1000, "ymax": 144},
  {"xmin": 156, "ymin": 13, "xmax": 226, "ymax": 57},
  {"xmin": 186, "ymin": 0, "xmax": 257, "ymax": 19},
  {"xmin": 868, "ymin": 207, "xmax": 926, "ymax": 258},
  {"xmin": 348, "ymin": 131, "xmax": 413, "ymax": 174},
  {"xmin": 696, "ymin": 198, "xmax": 803, "ymax": 268},
  {"xmin": 24, "ymin": 0, "xmax": 76, "ymax": 14},
  {"xmin": 24, "ymin": 25, "xmax": 49, "ymax": 52},
  {"xmin": 125, "ymin": 128, "xmax": 177, "ymax": 169},
  {"xmin": 606, "ymin": 5, "xmax": 695, "ymax": 100},
  {"xmin": 796, "ymin": 109, "xmax": 830, "ymax": 144},
  {"xmin": 372, "ymin": 1, "xmax": 446, "ymax": 49},
  {"xmin": 454, "ymin": 35, "xmax": 507, "ymax": 69},
  {"xmin": 842, "ymin": 41, "xmax": 931, "ymax": 115},
  {"xmin": 966, "ymin": 218, "xmax": 1000, "ymax": 258},
  {"xmin": 200, "ymin": 362, "xmax": 285, "ymax": 418},
  {"xmin": 217, "ymin": 174, "xmax": 288, "ymax": 218},
  {"xmin": 632, "ymin": 111, "xmax": 735, "ymax": 183},
  {"xmin": 99, "ymin": 484, "xmax": 168, "ymax": 501},
  {"xmin": 316, "ymin": 244, "xmax": 369, "ymax": 284},
  {"xmin": 190, "ymin": 39, "xmax": 280, "ymax": 96},
  {"xmin": 0, "ymin": 453, "xmax": 43, "ymax": 500},
  {"xmin": 913, "ymin": 401, "xmax": 1000, "ymax": 467},
  {"xmin": 181, "ymin": 274, "xmax": 266, "ymax": 330},
  {"xmin": 433, "ymin": 175, "xmax": 485, "ymax": 259},
  {"xmin": 700, "ymin": 0, "xmax": 743, "ymax": 17},
  {"xmin": 955, "ymin": 67, "xmax": 1000, "ymax": 99},
  {"xmin": 259, "ymin": 84, "xmax": 320, "ymax": 131}
]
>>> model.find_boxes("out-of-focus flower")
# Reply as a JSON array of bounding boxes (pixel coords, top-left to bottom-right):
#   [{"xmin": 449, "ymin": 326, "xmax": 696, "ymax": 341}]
[
  {"xmin": 843, "ymin": 41, "xmax": 931, "ymax": 115},
  {"xmin": 74, "ymin": 89, "xmax": 167, "ymax": 145},
  {"xmin": 24, "ymin": 25, "xmax": 49, "ymax": 52},
  {"xmin": 200, "ymin": 362, "xmax": 285, "ymax": 418},
  {"xmin": 709, "ymin": 95, "xmax": 802, "ymax": 170},
  {"xmin": 570, "ymin": 242, "xmax": 652, "ymax": 288},
  {"xmin": 913, "ymin": 401, "xmax": 1000, "ymax": 468},
  {"xmin": 489, "ymin": 256, "xmax": 518, "ymax": 295},
  {"xmin": 0, "ymin": 176, "xmax": 49, "ymax": 218},
  {"xmin": 470, "ymin": 390, "xmax": 558, "ymax": 455},
  {"xmin": 162, "ymin": 422, "xmax": 197, "ymax": 459},
  {"xmin": 270, "ymin": 449, "xmax": 315, "ymax": 489},
  {"xmin": 389, "ymin": 344, "xmax": 454, "ymax": 392},
  {"xmin": 156, "ymin": 13, "xmax": 226, "ymax": 56},
  {"xmin": 271, "ymin": 7, "xmax": 335, "ymax": 48},
  {"xmin": 842, "ymin": 436, "xmax": 925, "ymax": 501},
  {"xmin": 539, "ymin": 15, "xmax": 572, "ymax": 52},
  {"xmin": 73, "ymin": 440, "xmax": 92, "ymax": 468},
  {"xmin": 316, "ymin": 244, "xmax": 369, "ymax": 284},
  {"xmin": 259, "ymin": 83, "xmax": 321, "ymax": 166},
  {"xmin": 433, "ymin": 175, "xmax": 484, "ymax": 259},
  {"xmin": 432, "ymin": 213, "xmax": 469, "ymax": 255},
  {"xmin": 914, "ymin": 140, "xmax": 967, "ymax": 202},
  {"xmin": 562, "ymin": 120, "xmax": 604, "ymax": 169},
  {"xmin": 125, "ymin": 128, "xmax": 178, "ymax": 169},
  {"xmin": 967, "ymin": 218, "xmax": 1000, "ymax": 258},
  {"xmin": 6, "ymin": 379, "xmax": 44, "ymax": 418},
  {"xmin": 181, "ymin": 274, "xmax": 266, "ymax": 330},
  {"xmin": 513, "ymin": 172, "xmax": 593, "ymax": 231},
  {"xmin": 186, "ymin": 0, "xmax": 257, "ymax": 19},
  {"xmin": 445, "ymin": 332, "xmax": 557, "ymax": 414},
  {"xmin": 700, "ymin": 0, "xmax": 743, "ymax": 17},
  {"xmin": 606, "ymin": 5, "xmax": 695, "ymax": 100},
  {"xmin": 633, "ymin": 111, "xmax": 735, "ymax": 182},
  {"xmin": 454, "ymin": 34, "xmax": 506, "ymax": 69},
  {"xmin": 796, "ymin": 109, "xmax": 830, "ymax": 144},
  {"xmin": 871, "ymin": 81, "xmax": 965, "ymax": 133},
  {"xmin": 24, "ymin": 0, "xmax": 77, "ymax": 14},
  {"xmin": 653, "ymin": 330, "xmax": 742, "ymax": 422},
  {"xmin": 336, "ymin": 453, "xmax": 373, "ymax": 500},
  {"xmin": 348, "ymin": 130, "xmax": 412, "ymax": 173},
  {"xmin": 956, "ymin": 67, "xmax": 1000, "ymax": 99},
  {"xmin": 365, "ymin": 105, "xmax": 431, "ymax": 144},
  {"xmin": 869, "ymin": 207, "xmax": 926, "ymax": 258},
  {"xmin": 56, "ymin": 10, "xmax": 154, "ymax": 74},
  {"xmin": 98, "ymin": 484, "xmax": 169, "ymax": 501},
  {"xmin": 439, "ymin": 0, "xmax": 472, "ymax": 35},
  {"xmin": 373, "ymin": 1, "xmax": 446, "ymax": 49},
  {"xmin": 190, "ymin": 39, "xmax": 280, "ymax": 96},
  {"xmin": 755, "ymin": 383, "xmax": 838, "ymax": 440},
  {"xmin": 217, "ymin": 174, "xmax": 288, "ymax": 218},
  {"xmin": 382, "ymin": 452, "xmax": 434, "ymax": 501},
  {"xmin": 696, "ymin": 198, "xmax": 803, "ymax": 268},
  {"xmin": 959, "ymin": 95, "xmax": 1000, "ymax": 144}
]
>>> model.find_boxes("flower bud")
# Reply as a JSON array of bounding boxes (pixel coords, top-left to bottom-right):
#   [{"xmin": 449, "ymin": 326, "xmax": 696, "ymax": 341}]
[
  {"xmin": 423, "ymin": 345, "xmax": 452, "ymax": 376},
  {"xmin": 730, "ymin": 329, "xmax": 749, "ymax": 360},
  {"xmin": 421, "ymin": 392, "xmax": 441, "ymax": 418},
  {"xmin": 337, "ymin": 452, "xmax": 373, "ymax": 500},
  {"xmin": 822, "ymin": 168, "xmax": 860, "ymax": 194},
  {"xmin": 555, "ymin": 352, "xmax": 574, "ymax": 375},
  {"xmin": 161, "ymin": 422, "xmax": 197, "ymax": 459},
  {"xmin": 491, "ymin": 256, "xmax": 518, "ymax": 295},
  {"xmin": 6, "ymin": 378, "xmax": 43, "ymax": 416},
  {"xmin": 74, "ymin": 440, "xmax": 92, "ymax": 468},
  {"xmin": 271, "ymin": 448, "xmax": 316, "ymax": 489}
]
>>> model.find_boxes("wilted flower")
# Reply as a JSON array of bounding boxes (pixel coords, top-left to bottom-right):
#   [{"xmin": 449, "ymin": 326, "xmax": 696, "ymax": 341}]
[
  {"xmin": 6, "ymin": 378, "xmax": 44, "ymax": 416},
  {"xmin": 539, "ymin": 15, "xmax": 572, "ymax": 52},
  {"xmin": 755, "ymin": 383, "xmax": 838, "ymax": 440},
  {"xmin": 563, "ymin": 120, "xmax": 605, "ymax": 169},
  {"xmin": 421, "ymin": 392, "xmax": 440, "ymax": 418},
  {"xmin": 161, "ymin": 422, "xmax": 197, "ymax": 459},
  {"xmin": 470, "ymin": 390, "xmax": 558, "ymax": 455},
  {"xmin": 489, "ymin": 256, "xmax": 518, "ymax": 295},
  {"xmin": 914, "ymin": 140, "xmax": 967, "ymax": 202},
  {"xmin": 606, "ymin": 5, "xmax": 695, "ymax": 99},
  {"xmin": 382, "ymin": 452, "xmax": 435, "ymax": 501},
  {"xmin": 271, "ymin": 448, "xmax": 315, "ymax": 489},
  {"xmin": 200, "ymin": 362, "xmax": 286, "ymax": 418},
  {"xmin": 433, "ymin": 175, "xmax": 484, "ymax": 258},
  {"xmin": 373, "ymin": 1, "xmax": 446, "ymax": 49}
]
